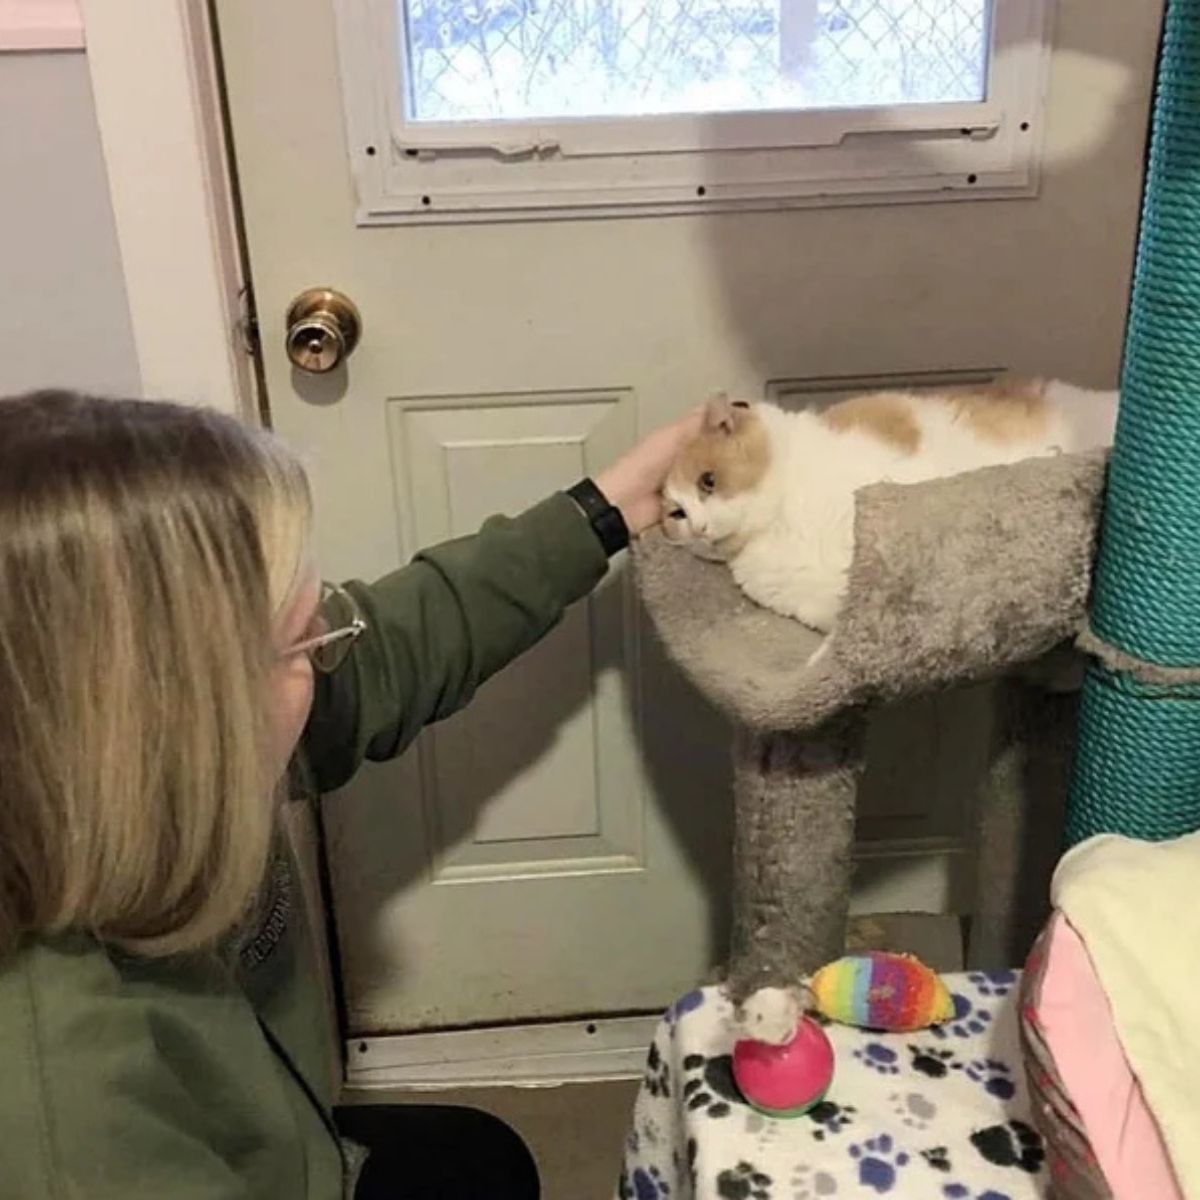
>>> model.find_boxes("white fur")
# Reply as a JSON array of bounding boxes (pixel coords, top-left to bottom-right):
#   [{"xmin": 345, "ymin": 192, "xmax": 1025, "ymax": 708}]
[
  {"xmin": 664, "ymin": 383, "xmax": 1118, "ymax": 633},
  {"xmin": 735, "ymin": 986, "xmax": 809, "ymax": 1046}
]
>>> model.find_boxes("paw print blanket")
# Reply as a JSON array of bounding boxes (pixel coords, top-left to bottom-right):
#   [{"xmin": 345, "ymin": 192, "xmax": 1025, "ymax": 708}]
[{"xmin": 618, "ymin": 975, "xmax": 1046, "ymax": 1200}]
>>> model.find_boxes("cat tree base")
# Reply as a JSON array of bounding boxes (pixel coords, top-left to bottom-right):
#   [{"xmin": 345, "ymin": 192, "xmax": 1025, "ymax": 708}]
[{"xmin": 636, "ymin": 450, "xmax": 1107, "ymax": 985}]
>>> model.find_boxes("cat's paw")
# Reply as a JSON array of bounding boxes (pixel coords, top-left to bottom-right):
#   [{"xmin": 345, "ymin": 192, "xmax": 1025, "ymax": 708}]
[{"xmin": 774, "ymin": 587, "xmax": 842, "ymax": 635}]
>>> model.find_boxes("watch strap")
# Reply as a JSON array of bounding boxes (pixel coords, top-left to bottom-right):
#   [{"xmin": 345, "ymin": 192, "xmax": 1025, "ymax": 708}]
[{"xmin": 566, "ymin": 478, "xmax": 630, "ymax": 558}]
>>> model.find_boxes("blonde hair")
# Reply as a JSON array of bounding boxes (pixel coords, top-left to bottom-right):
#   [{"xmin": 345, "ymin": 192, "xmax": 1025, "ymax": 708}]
[{"xmin": 0, "ymin": 391, "xmax": 312, "ymax": 958}]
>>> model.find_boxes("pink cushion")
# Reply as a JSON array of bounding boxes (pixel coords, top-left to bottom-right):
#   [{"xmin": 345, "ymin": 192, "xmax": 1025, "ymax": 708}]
[{"xmin": 1036, "ymin": 913, "xmax": 1181, "ymax": 1200}]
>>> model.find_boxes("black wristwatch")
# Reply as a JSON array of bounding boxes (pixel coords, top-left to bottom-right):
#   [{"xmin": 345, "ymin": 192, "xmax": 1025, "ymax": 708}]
[{"xmin": 567, "ymin": 478, "xmax": 630, "ymax": 558}]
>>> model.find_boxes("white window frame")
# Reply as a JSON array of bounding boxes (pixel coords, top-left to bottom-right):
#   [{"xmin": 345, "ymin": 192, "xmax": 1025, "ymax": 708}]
[{"xmin": 335, "ymin": 0, "xmax": 1052, "ymax": 222}]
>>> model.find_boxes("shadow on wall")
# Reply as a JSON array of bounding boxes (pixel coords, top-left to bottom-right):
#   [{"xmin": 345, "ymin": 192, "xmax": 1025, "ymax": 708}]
[
  {"xmin": 322, "ymin": 574, "xmax": 734, "ymax": 1019},
  {"xmin": 694, "ymin": 0, "xmax": 1163, "ymax": 395}
]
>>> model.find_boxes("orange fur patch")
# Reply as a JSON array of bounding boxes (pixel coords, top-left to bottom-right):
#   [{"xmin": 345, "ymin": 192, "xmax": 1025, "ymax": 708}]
[
  {"xmin": 941, "ymin": 378, "xmax": 1050, "ymax": 444},
  {"xmin": 668, "ymin": 405, "xmax": 770, "ymax": 497},
  {"xmin": 822, "ymin": 392, "xmax": 921, "ymax": 454}
]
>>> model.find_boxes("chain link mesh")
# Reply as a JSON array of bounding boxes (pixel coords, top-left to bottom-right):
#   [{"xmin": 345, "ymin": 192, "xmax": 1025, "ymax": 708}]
[{"xmin": 402, "ymin": 0, "xmax": 988, "ymax": 122}]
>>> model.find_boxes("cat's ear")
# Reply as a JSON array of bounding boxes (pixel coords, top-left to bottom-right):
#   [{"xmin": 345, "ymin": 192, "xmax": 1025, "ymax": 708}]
[{"xmin": 704, "ymin": 392, "xmax": 739, "ymax": 435}]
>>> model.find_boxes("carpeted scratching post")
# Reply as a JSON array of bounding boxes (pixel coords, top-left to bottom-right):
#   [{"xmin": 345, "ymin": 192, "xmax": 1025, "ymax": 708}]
[
  {"xmin": 967, "ymin": 671, "xmax": 1080, "ymax": 970},
  {"xmin": 729, "ymin": 719, "xmax": 863, "ymax": 997},
  {"xmin": 1069, "ymin": 0, "xmax": 1200, "ymax": 847},
  {"xmin": 638, "ymin": 451, "xmax": 1109, "ymax": 991}
]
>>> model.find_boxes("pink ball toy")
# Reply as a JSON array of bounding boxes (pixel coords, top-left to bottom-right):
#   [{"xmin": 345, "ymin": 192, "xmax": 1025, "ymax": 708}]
[{"xmin": 732, "ymin": 1015, "xmax": 835, "ymax": 1117}]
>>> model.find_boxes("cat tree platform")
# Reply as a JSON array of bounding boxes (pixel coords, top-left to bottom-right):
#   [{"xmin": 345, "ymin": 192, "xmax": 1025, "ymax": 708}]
[{"xmin": 635, "ymin": 450, "xmax": 1108, "ymax": 995}]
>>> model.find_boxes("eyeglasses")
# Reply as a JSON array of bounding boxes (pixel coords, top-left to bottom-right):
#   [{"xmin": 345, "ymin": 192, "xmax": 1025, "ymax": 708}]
[{"xmin": 282, "ymin": 581, "xmax": 366, "ymax": 675}]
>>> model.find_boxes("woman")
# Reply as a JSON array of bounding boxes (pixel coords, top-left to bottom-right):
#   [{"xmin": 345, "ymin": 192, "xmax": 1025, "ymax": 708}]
[{"xmin": 0, "ymin": 389, "xmax": 699, "ymax": 1198}]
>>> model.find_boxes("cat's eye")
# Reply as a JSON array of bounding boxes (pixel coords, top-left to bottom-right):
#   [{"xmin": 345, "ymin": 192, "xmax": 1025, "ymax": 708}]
[
  {"xmin": 699, "ymin": 471, "xmax": 717, "ymax": 494},
  {"xmin": 668, "ymin": 507, "xmax": 686, "ymax": 520}
]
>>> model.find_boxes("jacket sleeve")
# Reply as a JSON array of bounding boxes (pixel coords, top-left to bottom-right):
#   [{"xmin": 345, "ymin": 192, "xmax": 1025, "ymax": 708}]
[{"xmin": 301, "ymin": 492, "xmax": 608, "ymax": 793}]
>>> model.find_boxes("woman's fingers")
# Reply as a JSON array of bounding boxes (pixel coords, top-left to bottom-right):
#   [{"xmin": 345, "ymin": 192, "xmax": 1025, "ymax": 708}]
[{"xmin": 595, "ymin": 406, "xmax": 704, "ymax": 536}]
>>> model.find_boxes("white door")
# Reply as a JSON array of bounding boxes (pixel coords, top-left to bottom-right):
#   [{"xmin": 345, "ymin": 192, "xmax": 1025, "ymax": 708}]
[{"xmin": 216, "ymin": 0, "xmax": 1158, "ymax": 1048}]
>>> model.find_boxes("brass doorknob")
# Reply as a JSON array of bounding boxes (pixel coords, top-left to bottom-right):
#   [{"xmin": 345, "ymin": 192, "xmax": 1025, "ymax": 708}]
[{"xmin": 285, "ymin": 288, "xmax": 362, "ymax": 374}]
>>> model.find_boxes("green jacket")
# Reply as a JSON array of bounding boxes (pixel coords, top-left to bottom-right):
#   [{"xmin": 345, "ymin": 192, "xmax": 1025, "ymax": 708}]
[{"xmin": 0, "ymin": 494, "xmax": 608, "ymax": 1199}]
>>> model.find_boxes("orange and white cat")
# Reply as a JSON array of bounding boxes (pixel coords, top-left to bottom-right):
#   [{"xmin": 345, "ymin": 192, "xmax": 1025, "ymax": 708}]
[{"xmin": 661, "ymin": 381, "xmax": 1118, "ymax": 633}]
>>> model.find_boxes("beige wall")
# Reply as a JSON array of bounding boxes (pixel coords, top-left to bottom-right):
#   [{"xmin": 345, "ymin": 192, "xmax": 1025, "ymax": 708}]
[{"xmin": 1, "ymin": 50, "xmax": 140, "ymax": 397}]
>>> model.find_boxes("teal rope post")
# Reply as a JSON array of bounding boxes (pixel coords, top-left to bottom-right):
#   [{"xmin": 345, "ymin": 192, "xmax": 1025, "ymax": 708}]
[{"xmin": 1069, "ymin": 0, "xmax": 1200, "ymax": 845}]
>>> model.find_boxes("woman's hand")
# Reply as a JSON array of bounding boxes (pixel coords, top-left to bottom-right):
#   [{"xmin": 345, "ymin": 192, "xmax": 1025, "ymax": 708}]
[{"xmin": 595, "ymin": 408, "xmax": 704, "ymax": 536}]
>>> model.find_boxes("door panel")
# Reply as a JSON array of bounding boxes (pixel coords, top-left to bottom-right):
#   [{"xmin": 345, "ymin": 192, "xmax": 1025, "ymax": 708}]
[
  {"xmin": 217, "ymin": 0, "xmax": 1161, "ymax": 1034},
  {"xmin": 390, "ymin": 393, "xmax": 642, "ymax": 872}
]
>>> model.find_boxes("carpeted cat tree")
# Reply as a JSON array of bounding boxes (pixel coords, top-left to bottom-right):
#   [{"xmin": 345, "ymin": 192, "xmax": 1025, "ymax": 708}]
[
  {"xmin": 637, "ymin": 454, "xmax": 1106, "ymax": 994},
  {"xmin": 638, "ymin": 0, "xmax": 1200, "ymax": 996}
]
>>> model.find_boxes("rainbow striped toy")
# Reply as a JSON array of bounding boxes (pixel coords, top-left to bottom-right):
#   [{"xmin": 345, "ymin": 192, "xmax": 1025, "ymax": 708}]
[{"xmin": 810, "ymin": 951, "xmax": 954, "ymax": 1033}]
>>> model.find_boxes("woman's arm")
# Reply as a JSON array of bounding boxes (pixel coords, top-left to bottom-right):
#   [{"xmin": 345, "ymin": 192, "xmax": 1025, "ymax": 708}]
[
  {"xmin": 302, "ymin": 409, "xmax": 702, "ymax": 793},
  {"xmin": 303, "ymin": 493, "xmax": 604, "ymax": 791}
]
